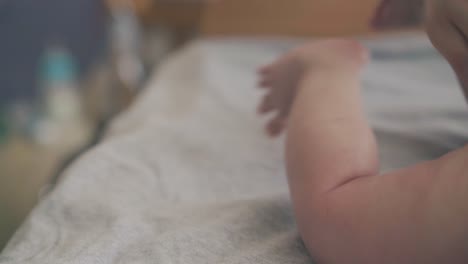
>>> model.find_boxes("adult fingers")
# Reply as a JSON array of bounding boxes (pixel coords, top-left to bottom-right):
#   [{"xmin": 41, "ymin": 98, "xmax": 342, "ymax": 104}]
[
  {"xmin": 445, "ymin": 0, "xmax": 468, "ymax": 39},
  {"xmin": 426, "ymin": 12, "xmax": 468, "ymax": 95},
  {"xmin": 371, "ymin": 0, "xmax": 393, "ymax": 28}
]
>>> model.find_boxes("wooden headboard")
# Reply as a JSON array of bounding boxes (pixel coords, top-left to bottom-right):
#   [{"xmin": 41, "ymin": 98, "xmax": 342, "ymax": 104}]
[{"xmin": 200, "ymin": 0, "xmax": 380, "ymax": 36}]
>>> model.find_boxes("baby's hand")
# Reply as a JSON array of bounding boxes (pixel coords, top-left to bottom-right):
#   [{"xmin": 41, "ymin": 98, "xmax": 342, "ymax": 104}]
[
  {"xmin": 424, "ymin": 0, "xmax": 468, "ymax": 97},
  {"xmin": 257, "ymin": 54, "xmax": 304, "ymax": 137},
  {"xmin": 257, "ymin": 40, "xmax": 368, "ymax": 137}
]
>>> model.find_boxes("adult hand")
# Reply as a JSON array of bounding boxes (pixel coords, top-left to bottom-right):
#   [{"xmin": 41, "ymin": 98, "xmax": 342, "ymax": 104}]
[
  {"xmin": 373, "ymin": 0, "xmax": 468, "ymax": 97},
  {"xmin": 372, "ymin": 0, "xmax": 424, "ymax": 29},
  {"xmin": 425, "ymin": 0, "xmax": 468, "ymax": 97}
]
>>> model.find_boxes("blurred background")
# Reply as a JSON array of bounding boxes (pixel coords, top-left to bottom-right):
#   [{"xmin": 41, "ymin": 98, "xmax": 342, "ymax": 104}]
[
  {"xmin": 0, "ymin": 0, "xmax": 392, "ymax": 251},
  {"xmin": 0, "ymin": 0, "xmax": 206, "ymax": 249}
]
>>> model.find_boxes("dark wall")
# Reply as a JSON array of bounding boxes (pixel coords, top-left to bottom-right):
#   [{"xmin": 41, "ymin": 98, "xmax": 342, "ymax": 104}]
[{"xmin": 0, "ymin": 0, "xmax": 108, "ymax": 105}]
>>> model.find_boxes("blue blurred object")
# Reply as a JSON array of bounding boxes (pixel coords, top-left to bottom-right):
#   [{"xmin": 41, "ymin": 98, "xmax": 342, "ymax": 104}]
[
  {"xmin": 32, "ymin": 45, "xmax": 87, "ymax": 145},
  {"xmin": 39, "ymin": 45, "xmax": 82, "ymax": 121},
  {"xmin": 40, "ymin": 46, "xmax": 78, "ymax": 84},
  {"xmin": 0, "ymin": 0, "xmax": 108, "ymax": 105}
]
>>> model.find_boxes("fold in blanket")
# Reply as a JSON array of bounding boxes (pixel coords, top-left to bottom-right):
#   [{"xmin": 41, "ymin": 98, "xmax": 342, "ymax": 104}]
[{"xmin": 2, "ymin": 35, "xmax": 468, "ymax": 264}]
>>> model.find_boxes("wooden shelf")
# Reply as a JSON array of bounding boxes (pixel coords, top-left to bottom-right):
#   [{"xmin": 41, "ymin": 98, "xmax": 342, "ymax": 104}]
[
  {"xmin": 200, "ymin": 0, "xmax": 379, "ymax": 36},
  {"xmin": 121, "ymin": 0, "xmax": 204, "ymax": 29},
  {"xmin": 113, "ymin": 0, "xmax": 380, "ymax": 36}
]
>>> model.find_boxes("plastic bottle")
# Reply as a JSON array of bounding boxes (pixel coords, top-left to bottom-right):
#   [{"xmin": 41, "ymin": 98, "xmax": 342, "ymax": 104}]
[{"xmin": 34, "ymin": 45, "xmax": 91, "ymax": 147}]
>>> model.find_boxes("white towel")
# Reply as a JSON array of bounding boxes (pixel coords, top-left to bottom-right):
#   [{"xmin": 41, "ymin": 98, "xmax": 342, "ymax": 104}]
[{"xmin": 1, "ymin": 35, "xmax": 467, "ymax": 264}]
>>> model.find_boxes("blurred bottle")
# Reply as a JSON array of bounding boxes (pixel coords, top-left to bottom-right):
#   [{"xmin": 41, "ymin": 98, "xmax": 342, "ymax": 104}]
[
  {"xmin": 41, "ymin": 46, "xmax": 82, "ymax": 121},
  {"xmin": 34, "ymin": 45, "xmax": 92, "ymax": 147}
]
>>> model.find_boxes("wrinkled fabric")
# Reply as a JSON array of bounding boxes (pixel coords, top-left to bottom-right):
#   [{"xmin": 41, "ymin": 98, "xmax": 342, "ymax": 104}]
[{"xmin": 1, "ymin": 34, "xmax": 467, "ymax": 264}]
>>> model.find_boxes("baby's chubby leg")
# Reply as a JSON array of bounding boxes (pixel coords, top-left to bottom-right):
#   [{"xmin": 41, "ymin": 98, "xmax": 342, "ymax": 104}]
[{"xmin": 258, "ymin": 39, "xmax": 468, "ymax": 264}]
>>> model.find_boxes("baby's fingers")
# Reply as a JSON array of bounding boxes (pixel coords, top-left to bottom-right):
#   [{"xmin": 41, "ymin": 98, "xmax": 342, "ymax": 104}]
[
  {"xmin": 258, "ymin": 65, "xmax": 273, "ymax": 75},
  {"xmin": 267, "ymin": 117, "xmax": 286, "ymax": 137},
  {"xmin": 258, "ymin": 93, "xmax": 276, "ymax": 114},
  {"xmin": 258, "ymin": 75, "xmax": 273, "ymax": 88},
  {"xmin": 259, "ymin": 54, "xmax": 294, "ymax": 75}
]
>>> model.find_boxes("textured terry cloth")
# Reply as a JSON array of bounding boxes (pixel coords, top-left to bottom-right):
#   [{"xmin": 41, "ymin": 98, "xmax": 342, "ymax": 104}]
[{"xmin": 1, "ymin": 34, "xmax": 467, "ymax": 264}]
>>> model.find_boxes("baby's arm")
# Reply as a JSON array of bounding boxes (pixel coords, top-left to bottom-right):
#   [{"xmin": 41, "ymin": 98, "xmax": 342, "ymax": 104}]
[{"xmin": 261, "ymin": 39, "xmax": 468, "ymax": 263}]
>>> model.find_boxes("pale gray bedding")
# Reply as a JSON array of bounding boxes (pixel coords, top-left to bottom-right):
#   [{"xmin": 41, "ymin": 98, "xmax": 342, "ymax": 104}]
[{"xmin": 1, "ymin": 34, "xmax": 467, "ymax": 264}]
